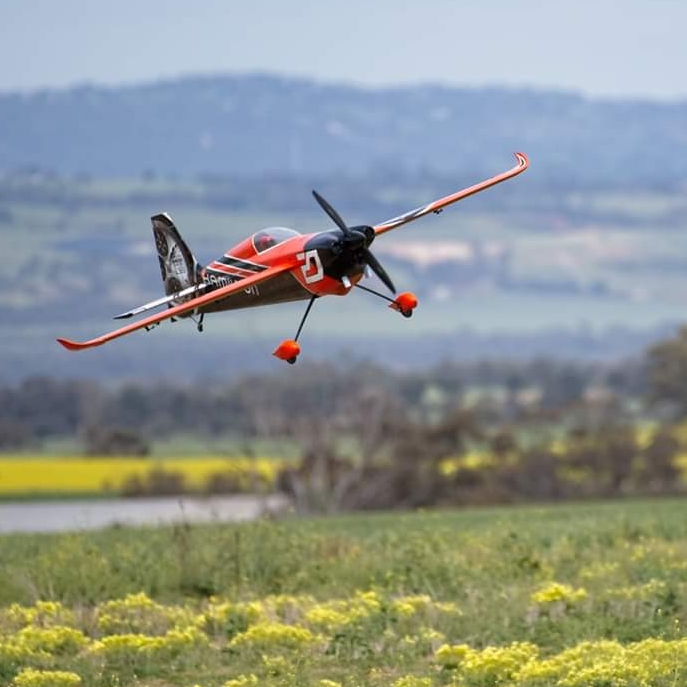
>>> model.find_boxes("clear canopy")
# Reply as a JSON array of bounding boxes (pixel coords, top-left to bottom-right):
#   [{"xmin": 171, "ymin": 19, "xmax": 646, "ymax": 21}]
[{"xmin": 252, "ymin": 227, "xmax": 300, "ymax": 253}]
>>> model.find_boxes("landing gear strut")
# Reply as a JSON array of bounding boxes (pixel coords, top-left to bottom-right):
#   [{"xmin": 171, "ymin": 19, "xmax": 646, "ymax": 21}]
[
  {"xmin": 356, "ymin": 284, "xmax": 418, "ymax": 318},
  {"xmin": 272, "ymin": 295, "xmax": 318, "ymax": 364},
  {"xmin": 191, "ymin": 312, "xmax": 204, "ymax": 332}
]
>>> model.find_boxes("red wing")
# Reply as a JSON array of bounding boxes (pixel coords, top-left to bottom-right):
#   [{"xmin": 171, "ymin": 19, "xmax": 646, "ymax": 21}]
[
  {"xmin": 373, "ymin": 152, "xmax": 528, "ymax": 236},
  {"xmin": 57, "ymin": 261, "xmax": 298, "ymax": 351}
]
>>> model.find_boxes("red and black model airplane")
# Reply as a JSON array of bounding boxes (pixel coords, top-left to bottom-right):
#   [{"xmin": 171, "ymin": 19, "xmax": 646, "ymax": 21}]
[{"xmin": 57, "ymin": 153, "xmax": 528, "ymax": 363}]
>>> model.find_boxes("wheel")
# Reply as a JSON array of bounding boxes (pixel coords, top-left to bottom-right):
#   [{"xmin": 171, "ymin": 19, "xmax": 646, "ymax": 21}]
[
  {"xmin": 197, "ymin": 323, "xmax": 204, "ymax": 332},
  {"xmin": 287, "ymin": 356, "xmax": 298, "ymax": 365},
  {"xmin": 401, "ymin": 309, "xmax": 413, "ymax": 319}
]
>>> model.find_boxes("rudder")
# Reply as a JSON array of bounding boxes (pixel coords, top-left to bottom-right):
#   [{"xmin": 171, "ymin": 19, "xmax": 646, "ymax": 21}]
[{"xmin": 151, "ymin": 213, "xmax": 202, "ymax": 296}]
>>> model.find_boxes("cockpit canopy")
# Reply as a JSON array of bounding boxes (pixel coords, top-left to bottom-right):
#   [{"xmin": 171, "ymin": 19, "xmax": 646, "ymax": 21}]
[{"xmin": 252, "ymin": 227, "xmax": 300, "ymax": 253}]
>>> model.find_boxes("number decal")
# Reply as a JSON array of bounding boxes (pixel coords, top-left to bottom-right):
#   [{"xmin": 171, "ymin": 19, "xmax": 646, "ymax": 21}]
[{"xmin": 297, "ymin": 250, "xmax": 324, "ymax": 284}]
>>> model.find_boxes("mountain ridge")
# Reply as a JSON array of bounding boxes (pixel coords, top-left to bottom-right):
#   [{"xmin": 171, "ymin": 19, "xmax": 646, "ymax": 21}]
[{"xmin": 1, "ymin": 72, "xmax": 685, "ymax": 184}]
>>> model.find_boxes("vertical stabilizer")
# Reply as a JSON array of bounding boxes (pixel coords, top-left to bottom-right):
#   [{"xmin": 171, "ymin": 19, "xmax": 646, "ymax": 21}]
[{"xmin": 151, "ymin": 213, "xmax": 202, "ymax": 296}]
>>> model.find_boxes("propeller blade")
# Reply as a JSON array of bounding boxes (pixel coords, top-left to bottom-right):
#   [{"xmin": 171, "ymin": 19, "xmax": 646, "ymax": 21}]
[
  {"xmin": 312, "ymin": 190, "xmax": 350, "ymax": 235},
  {"xmin": 311, "ymin": 192, "xmax": 395, "ymax": 292},
  {"xmin": 363, "ymin": 247, "xmax": 396, "ymax": 294}
]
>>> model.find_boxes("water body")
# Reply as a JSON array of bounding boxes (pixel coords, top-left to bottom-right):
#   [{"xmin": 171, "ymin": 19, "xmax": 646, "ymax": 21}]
[{"xmin": 0, "ymin": 494, "xmax": 290, "ymax": 534}]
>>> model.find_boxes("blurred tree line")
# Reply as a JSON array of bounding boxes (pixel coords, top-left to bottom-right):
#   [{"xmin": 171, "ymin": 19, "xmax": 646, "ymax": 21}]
[
  {"xmin": 3, "ymin": 327, "xmax": 687, "ymax": 510},
  {"xmin": 0, "ymin": 356, "xmax": 646, "ymax": 449}
]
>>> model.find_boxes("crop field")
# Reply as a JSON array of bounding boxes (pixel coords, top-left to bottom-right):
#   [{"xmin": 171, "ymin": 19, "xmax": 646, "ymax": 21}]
[
  {"xmin": 0, "ymin": 456, "xmax": 282, "ymax": 498},
  {"xmin": 1, "ymin": 498, "xmax": 687, "ymax": 685},
  {"xmin": 3, "ymin": 440, "xmax": 687, "ymax": 499}
]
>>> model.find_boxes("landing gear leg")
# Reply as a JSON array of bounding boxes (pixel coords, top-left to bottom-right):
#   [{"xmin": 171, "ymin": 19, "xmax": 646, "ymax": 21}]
[
  {"xmin": 356, "ymin": 282, "xmax": 396, "ymax": 305},
  {"xmin": 273, "ymin": 295, "xmax": 318, "ymax": 364},
  {"xmin": 355, "ymin": 284, "xmax": 418, "ymax": 318},
  {"xmin": 191, "ymin": 312, "xmax": 204, "ymax": 332}
]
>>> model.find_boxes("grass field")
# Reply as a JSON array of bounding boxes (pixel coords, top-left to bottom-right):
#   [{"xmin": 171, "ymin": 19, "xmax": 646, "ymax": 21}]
[{"xmin": 1, "ymin": 498, "xmax": 687, "ymax": 685}]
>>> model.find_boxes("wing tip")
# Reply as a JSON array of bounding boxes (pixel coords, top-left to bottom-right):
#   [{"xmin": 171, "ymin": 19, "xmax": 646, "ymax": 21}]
[
  {"xmin": 56, "ymin": 337, "xmax": 86, "ymax": 351},
  {"xmin": 514, "ymin": 151, "xmax": 529, "ymax": 168}
]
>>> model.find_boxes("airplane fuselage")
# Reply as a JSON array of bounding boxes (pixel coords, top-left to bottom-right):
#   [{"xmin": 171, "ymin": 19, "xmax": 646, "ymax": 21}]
[{"xmin": 200, "ymin": 227, "xmax": 365, "ymax": 313}]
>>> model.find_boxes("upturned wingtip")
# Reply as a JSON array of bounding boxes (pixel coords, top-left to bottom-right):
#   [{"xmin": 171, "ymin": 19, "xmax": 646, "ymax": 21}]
[
  {"xmin": 56, "ymin": 337, "xmax": 84, "ymax": 351},
  {"xmin": 514, "ymin": 151, "xmax": 529, "ymax": 167}
]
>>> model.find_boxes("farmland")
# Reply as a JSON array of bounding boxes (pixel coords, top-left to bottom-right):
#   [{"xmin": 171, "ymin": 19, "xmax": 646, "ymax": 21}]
[
  {"xmin": 1, "ymin": 498, "xmax": 687, "ymax": 685},
  {"xmin": 0, "ymin": 456, "xmax": 282, "ymax": 498}
]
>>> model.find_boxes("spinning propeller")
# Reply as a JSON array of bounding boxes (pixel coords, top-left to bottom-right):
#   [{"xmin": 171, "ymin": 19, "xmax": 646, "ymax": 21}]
[{"xmin": 312, "ymin": 190, "xmax": 396, "ymax": 294}]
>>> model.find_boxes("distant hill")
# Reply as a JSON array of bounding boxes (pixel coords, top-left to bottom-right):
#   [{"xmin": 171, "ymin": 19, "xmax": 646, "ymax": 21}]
[{"xmin": 0, "ymin": 73, "xmax": 685, "ymax": 186}]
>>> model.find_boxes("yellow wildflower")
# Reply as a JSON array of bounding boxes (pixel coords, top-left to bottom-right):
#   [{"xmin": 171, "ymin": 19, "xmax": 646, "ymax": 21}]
[
  {"xmin": 436, "ymin": 642, "xmax": 471, "ymax": 668},
  {"xmin": 15, "ymin": 626, "xmax": 88, "ymax": 656},
  {"xmin": 13, "ymin": 668, "xmax": 82, "ymax": 687},
  {"xmin": 223, "ymin": 675, "xmax": 259, "ymax": 687},
  {"xmin": 305, "ymin": 605, "xmax": 350, "ymax": 629},
  {"xmin": 578, "ymin": 561, "xmax": 620, "ymax": 581},
  {"xmin": 604, "ymin": 578, "xmax": 667, "ymax": 601},
  {"xmin": 392, "ymin": 677, "xmax": 433, "ymax": 687},
  {"xmin": 391, "ymin": 595, "xmax": 432, "ymax": 618},
  {"xmin": 462, "ymin": 642, "xmax": 538, "ymax": 683},
  {"xmin": 230, "ymin": 622, "xmax": 317, "ymax": 650},
  {"xmin": 90, "ymin": 625, "xmax": 208, "ymax": 661},
  {"xmin": 531, "ymin": 581, "xmax": 588, "ymax": 606},
  {"xmin": 3, "ymin": 601, "xmax": 76, "ymax": 630},
  {"xmin": 96, "ymin": 592, "xmax": 194, "ymax": 634}
]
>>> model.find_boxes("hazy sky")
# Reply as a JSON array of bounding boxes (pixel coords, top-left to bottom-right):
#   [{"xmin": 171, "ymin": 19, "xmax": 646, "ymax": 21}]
[{"xmin": 2, "ymin": 0, "xmax": 686, "ymax": 99}]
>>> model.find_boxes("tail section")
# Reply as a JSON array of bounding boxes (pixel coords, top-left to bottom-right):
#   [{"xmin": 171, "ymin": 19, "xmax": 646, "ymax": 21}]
[{"xmin": 151, "ymin": 213, "xmax": 202, "ymax": 297}]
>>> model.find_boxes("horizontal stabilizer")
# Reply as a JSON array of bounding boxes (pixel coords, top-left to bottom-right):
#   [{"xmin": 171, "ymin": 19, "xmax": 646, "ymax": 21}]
[{"xmin": 113, "ymin": 283, "xmax": 209, "ymax": 319}]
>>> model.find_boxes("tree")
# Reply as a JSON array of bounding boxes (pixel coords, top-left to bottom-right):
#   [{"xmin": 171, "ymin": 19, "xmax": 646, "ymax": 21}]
[
  {"xmin": 646, "ymin": 326, "xmax": 687, "ymax": 417},
  {"xmin": 83, "ymin": 425, "xmax": 150, "ymax": 456},
  {"xmin": 566, "ymin": 423, "xmax": 638, "ymax": 496},
  {"xmin": 277, "ymin": 389, "xmax": 482, "ymax": 513},
  {"xmin": 639, "ymin": 427, "xmax": 680, "ymax": 492},
  {"xmin": 0, "ymin": 420, "xmax": 33, "ymax": 449}
]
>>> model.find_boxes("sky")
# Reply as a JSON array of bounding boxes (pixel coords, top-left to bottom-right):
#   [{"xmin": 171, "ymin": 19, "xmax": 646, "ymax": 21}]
[{"xmin": 1, "ymin": 0, "xmax": 686, "ymax": 100}]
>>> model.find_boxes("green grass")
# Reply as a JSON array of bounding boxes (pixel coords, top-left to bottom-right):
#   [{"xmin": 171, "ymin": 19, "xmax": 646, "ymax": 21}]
[
  {"xmin": 2, "ymin": 498, "xmax": 687, "ymax": 684},
  {"xmin": 149, "ymin": 434, "xmax": 301, "ymax": 459},
  {"xmin": 1, "ymin": 501, "xmax": 686, "ymax": 602},
  {"xmin": 1, "ymin": 498, "xmax": 684, "ymax": 605},
  {"xmin": 32, "ymin": 434, "xmax": 301, "ymax": 459}
]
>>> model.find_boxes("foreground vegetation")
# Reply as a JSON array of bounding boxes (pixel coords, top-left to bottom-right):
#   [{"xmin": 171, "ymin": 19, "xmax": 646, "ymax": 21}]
[{"xmin": 1, "ymin": 499, "xmax": 687, "ymax": 685}]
